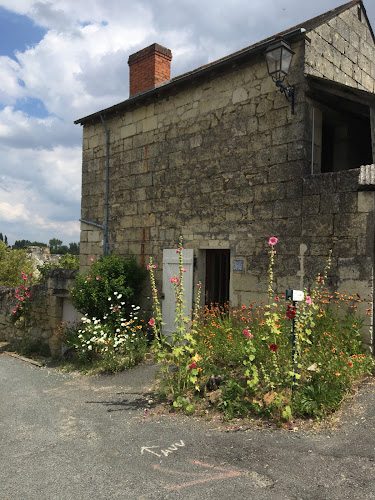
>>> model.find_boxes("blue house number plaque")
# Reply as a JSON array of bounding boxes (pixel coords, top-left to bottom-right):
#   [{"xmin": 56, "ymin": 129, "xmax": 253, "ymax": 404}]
[{"xmin": 233, "ymin": 259, "xmax": 243, "ymax": 272}]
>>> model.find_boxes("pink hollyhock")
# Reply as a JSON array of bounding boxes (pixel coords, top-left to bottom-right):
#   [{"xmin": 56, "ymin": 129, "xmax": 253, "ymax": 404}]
[
  {"xmin": 306, "ymin": 296, "xmax": 312, "ymax": 305},
  {"xmin": 148, "ymin": 318, "xmax": 155, "ymax": 326},
  {"xmin": 268, "ymin": 237, "xmax": 278, "ymax": 246},
  {"xmin": 243, "ymin": 329, "xmax": 250, "ymax": 338},
  {"xmin": 90, "ymin": 257, "xmax": 95, "ymax": 262},
  {"xmin": 147, "ymin": 264, "xmax": 150, "ymax": 271},
  {"xmin": 189, "ymin": 362, "xmax": 197, "ymax": 370},
  {"xmin": 96, "ymin": 276, "xmax": 100, "ymax": 280},
  {"xmin": 12, "ymin": 309, "xmax": 17, "ymax": 314}
]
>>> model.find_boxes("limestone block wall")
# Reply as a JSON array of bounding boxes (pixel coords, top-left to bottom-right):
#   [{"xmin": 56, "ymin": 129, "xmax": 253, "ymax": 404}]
[
  {"xmin": 80, "ymin": 37, "xmax": 308, "ymax": 287},
  {"xmin": 305, "ymin": 3, "xmax": 375, "ymax": 92},
  {"xmin": 302, "ymin": 169, "xmax": 375, "ymax": 347}
]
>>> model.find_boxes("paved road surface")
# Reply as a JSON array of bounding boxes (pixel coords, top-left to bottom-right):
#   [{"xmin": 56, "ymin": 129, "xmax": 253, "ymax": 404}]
[{"xmin": 1, "ymin": 354, "xmax": 374, "ymax": 499}]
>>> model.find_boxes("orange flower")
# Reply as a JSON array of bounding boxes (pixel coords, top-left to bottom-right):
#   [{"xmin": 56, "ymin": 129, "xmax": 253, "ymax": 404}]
[
  {"xmin": 242, "ymin": 305, "xmax": 246, "ymax": 309},
  {"xmin": 348, "ymin": 362, "xmax": 353, "ymax": 367}
]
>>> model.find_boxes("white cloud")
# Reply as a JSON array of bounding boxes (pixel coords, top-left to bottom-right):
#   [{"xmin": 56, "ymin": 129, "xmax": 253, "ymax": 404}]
[{"xmin": 0, "ymin": 0, "xmax": 374, "ymax": 247}]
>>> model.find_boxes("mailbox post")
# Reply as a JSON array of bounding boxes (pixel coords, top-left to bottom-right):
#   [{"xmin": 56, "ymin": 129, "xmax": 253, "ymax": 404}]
[{"xmin": 286, "ymin": 289, "xmax": 304, "ymax": 393}]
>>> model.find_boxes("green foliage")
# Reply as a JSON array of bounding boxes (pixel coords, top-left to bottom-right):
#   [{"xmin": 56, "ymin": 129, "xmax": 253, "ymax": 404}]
[
  {"xmin": 70, "ymin": 254, "xmax": 147, "ymax": 320},
  {"xmin": 149, "ymin": 237, "xmax": 373, "ymax": 423},
  {"xmin": 13, "ymin": 240, "xmax": 47, "ymax": 249},
  {"xmin": 56, "ymin": 299, "xmax": 148, "ymax": 373},
  {"xmin": 0, "ymin": 241, "xmax": 34, "ymax": 287},
  {"xmin": 148, "ymin": 238, "xmax": 203, "ymax": 398}
]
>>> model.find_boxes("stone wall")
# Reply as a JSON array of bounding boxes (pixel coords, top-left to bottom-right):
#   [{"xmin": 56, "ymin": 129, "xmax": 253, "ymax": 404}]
[
  {"xmin": 80, "ymin": 36, "xmax": 307, "ymax": 282},
  {"xmin": 0, "ymin": 269, "xmax": 76, "ymax": 353},
  {"xmin": 305, "ymin": 3, "xmax": 375, "ymax": 92}
]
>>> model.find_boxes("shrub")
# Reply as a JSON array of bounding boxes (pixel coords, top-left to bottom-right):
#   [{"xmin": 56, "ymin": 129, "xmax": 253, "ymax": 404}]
[
  {"xmin": 57, "ymin": 295, "xmax": 148, "ymax": 373},
  {"xmin": 70, "ymin": 254, "xmax": 147, "ymax": 320},
  {"xmin": 0, "ymin": 241, "xmax": 34, "ymax": 287}
]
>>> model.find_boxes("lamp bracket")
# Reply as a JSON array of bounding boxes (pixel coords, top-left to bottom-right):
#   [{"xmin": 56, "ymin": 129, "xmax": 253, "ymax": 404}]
[{"xmin": 276, "ymin": 80, "xmax": 295, "ymax": 114}]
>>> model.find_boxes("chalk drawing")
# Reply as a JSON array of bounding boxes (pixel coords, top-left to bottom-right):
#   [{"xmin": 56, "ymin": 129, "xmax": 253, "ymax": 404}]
[
  {"xmin": 141, "ymin": 440, "xmax": 185, "ymax": 458},
  {"xmin": 153, "ymin": 459, "xmax": 241, "ymax": 490}
]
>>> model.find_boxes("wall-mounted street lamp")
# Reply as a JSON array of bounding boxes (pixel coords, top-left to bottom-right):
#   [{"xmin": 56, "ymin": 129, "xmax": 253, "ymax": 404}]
[{"xmin": 265, "ymin": 39, "xmax": 295, "ymax": 114}]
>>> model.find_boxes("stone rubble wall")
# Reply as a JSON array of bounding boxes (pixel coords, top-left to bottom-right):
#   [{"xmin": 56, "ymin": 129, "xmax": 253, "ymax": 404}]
[{"xmin": 0, "ymin": 270, "xmax": 76, "ymax": 351}]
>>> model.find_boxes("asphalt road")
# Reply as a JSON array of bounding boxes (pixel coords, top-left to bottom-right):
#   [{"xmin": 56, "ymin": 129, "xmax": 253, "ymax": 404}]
[{"xmin": 1, "ymin": 354, "xmax": 374, "ymax": 500}]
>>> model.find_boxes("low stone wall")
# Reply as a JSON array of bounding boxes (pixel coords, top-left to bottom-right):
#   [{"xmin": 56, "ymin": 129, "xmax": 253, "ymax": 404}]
[{"xmin": 0, "ymin": 269, "xmax": 77, "ymax": 354}]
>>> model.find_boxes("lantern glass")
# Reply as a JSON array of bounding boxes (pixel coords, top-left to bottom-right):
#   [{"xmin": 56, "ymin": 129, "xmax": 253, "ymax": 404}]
[{"xmin": 265, "ymin": 40, "xmax": 294, "ymax": 82}]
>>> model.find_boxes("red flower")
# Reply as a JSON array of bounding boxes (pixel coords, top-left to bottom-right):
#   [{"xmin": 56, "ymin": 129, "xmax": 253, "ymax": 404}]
[
  {"xmin": 318, "ymin": 274, "xmax": 323, "ymax": 283},
  {"xmin": 243, "ymin": 329, "xmax": 250, "ymax": 338},
  {"xmin": 270, "ymin": 344, "xmax": 278, "ymax": 352},
  {"xmin": 286, "ymin": 305, "xmax": 296, "ymax": 319},
  {"xmin": 189, "ymin": 362, "xmax": 197, "ymax": 370},
  {"xmin": 148, "ymin": 318, "xmax": 155, "ymax": 326}
]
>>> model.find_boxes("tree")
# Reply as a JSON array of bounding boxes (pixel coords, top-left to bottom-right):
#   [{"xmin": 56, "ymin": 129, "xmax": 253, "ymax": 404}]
[
  {"xmin": 13, "ymin": 240, "xmax": 47, "ymax": 249},
  {"xmin": 69, "ymin": 242, "xmax": 80, "ymax": 255},
  {"xmin": 49, "ymin": 238, "xmax": 63, "ymax": 254},
  {"xmin": 0, "ymin": 241, "xmax": 34, "ymax": 287},
  {"xmin": 0, "ymin": 233, "xmax": 3, "ymax": 242},
  {"xmin": 4, "ymin": 235, "xmax": 8, "ymax": 246}
]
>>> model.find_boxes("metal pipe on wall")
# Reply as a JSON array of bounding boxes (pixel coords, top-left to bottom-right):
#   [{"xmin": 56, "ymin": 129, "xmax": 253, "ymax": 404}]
[{"xmin": 100, "ymin": 113, "xmax": 110, "ymax": 257}]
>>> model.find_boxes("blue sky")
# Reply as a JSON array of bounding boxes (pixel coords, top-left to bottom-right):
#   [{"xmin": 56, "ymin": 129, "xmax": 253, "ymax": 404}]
[{"xmin": 0, "ymin": 0, "xmax": 374, "ymax": 247}]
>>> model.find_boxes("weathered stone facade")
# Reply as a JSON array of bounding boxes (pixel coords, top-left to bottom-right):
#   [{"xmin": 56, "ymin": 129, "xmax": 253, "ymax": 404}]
[{"xmin": 76, "ymin": 1, "xmax": 375, "ymax": 350}]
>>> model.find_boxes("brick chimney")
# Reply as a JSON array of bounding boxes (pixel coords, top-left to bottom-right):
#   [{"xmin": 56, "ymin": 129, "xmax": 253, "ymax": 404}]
[{"xmin": 128, "ymin": 43, "xmax": 172, "ymax": 97}]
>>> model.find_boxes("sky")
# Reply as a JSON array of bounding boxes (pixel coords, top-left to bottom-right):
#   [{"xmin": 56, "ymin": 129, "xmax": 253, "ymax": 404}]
[{"xmin": 1, "ymin": 0, "xmax": 375, "ymax": 247}]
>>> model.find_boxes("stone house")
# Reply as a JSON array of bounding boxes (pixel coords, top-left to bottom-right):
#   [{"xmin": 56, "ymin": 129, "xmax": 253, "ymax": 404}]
[{"xmin": 75, "ymin": 0, "xmax": 375, "ymax": 350}]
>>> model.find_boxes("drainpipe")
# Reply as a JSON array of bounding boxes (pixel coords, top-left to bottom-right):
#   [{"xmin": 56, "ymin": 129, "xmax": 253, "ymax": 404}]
[
  {"xmin": 311, "ymin": 106, "xmax": 315, "ymax": 175},
  {"xmin": 100, "ymin": 113, "xmax": 110, "ymax": 257},
  {"xmin": 79, "ymin": 114, "xmax": 110, "ymax": 257}
]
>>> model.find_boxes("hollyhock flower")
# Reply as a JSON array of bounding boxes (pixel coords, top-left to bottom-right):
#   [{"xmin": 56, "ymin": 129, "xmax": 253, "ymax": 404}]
[
  {"xmin": 270, "ymin": 344, "xmax": 278, "ymax": 352},
  {"xmin": 243, "ymin": 329, "xmax": 250, "ymax": 338},
  {"xmin": 148, "ymin": 318, "xmax": 155, "ymax": 326},
  {"xmin": 189, "ymin": 362, "xmax": 197, "ymax": 370},
  {"xmin": 147, "ymin": 265, "xmax": 150, "ymax": 271},
  {"xmin": 268, "ymin": 237, "xmax": 278, "ymax": 246},
  {"xmin": 183, "ymin": 269, "xmax": 187, "ymax": 273},
  {"xmin": 96, "ymin": 276, "xmax": 100, "ymax": 280},
  {"xmin": 318, "ymin": 274, "xmax": 322, "ymax": 283},
  {"xmin": 90, "ymin": 257, "xmax": 95, "ymax": 262},
  {"xmin": 12, "ymin": 309, "xmax": 17, "ymax": 314},
  {"xmin": 286, "ymin": 305, "xmax": 296, "ymax": 319},
  {"xmin": 306, "ymin": 296, "xmax": 312, "ymax": 305}
]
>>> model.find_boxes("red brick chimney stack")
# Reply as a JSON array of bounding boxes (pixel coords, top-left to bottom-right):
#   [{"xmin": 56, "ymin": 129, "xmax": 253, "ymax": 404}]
[{"xmin": 128, "ymin": 43, "xmax": 172, "ymax": 97}]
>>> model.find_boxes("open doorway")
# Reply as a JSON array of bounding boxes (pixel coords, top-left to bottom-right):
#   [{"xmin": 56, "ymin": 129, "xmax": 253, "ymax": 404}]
[{"xmin": 205, "ymin": 249, "xmax": 230, "ymax": 306}]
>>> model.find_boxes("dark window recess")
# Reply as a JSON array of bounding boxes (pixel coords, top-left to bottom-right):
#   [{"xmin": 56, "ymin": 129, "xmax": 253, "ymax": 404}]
[
  {"xmin": 321, "ymin": 109, "xmax": 372, "ymax": 173},
  {"xmin": 205, "ymin": 249, "xmax": 230, "ymax": 306}
]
